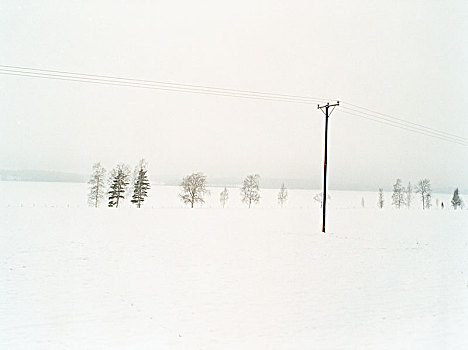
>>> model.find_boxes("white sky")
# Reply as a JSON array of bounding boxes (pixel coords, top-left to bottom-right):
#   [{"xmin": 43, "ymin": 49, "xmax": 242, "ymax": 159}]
[{"xmin": 0, "ymin": 0, "xmax": 467, "ymax": 190}]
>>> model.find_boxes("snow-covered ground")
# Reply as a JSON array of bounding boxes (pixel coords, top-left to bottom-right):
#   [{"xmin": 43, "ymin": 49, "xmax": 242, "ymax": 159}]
[{"xmin": 1, "ymin": 181, "xmax": 467, "ymax": 349}]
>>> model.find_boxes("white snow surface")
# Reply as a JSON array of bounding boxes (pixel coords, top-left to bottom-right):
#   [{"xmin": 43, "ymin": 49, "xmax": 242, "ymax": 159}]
[{"xmin": 1, "ymin": 181, "xmax": 467, "ymax": 349}]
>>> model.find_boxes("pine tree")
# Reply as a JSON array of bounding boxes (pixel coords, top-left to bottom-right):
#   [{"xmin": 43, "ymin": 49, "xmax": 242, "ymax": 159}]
[
  {"xmin": 88, "ymin": 162, "xmax": 106, "ymax": 208},
  {"xmin": 377, "ymin": 188, "xmax": 384, "ymax": 208},
  {"xmin": 392, "ymin": 178, "xmax": 405, "ymax": 208},
  {"xmin": 108, "ymin": 163, "xmax": 130, "ymax": 208},
  {"xmin": 131, "ymin": 160, "xmax": 151, "ymax": 208},
  {"xmin": 241, "ymin": 174, "xmax": 260, "ymax": 208},
  {"xmin": 451, "ymin": 188, "xmax": 464, "ymax": 210},
  {"xmin": 220, "ymin": 187, "xmax": 229, "ymax": 208},
  {"xmin": 278, "ymin": 183, "xmax": 288, "ymax": 208},
  {"xmin": 415, "ymin": 178, "xmax": 432, "ymax": 210}
]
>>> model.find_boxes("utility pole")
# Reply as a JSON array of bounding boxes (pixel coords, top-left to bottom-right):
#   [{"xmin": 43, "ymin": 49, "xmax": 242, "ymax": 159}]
[{"xmin": 317, "ymin": 101, "xmax": 339, "ymax": 233}]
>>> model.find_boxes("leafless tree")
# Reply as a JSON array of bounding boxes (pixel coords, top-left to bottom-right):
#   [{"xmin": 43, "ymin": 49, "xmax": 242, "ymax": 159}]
[
  {"xmin": 415, "ymin": 178, "xmax": 432, "ymax": 210},
  {"xmin": 220, "ymin": 187, "xmax": 229, "ymax": 208},
  {"xmin": 313, "ymin": 192, "xmax": 330, "ymax": 208},
  {"xmin": 108, "ymin": 163, "xmax": 131, "ymax": 208},
  {"xmin": 241, "ymin": 174, "xmax": 260, "ymax": 208},
  {"xmin": 131, "ymin": 159, "xmax": 151, "ymax": 208},
  {"xmin": 405, "ymin": 182, "xmax": 412, "ymax": 208},
  {"xmin": 278, "ymin": 182, "xmax": 288, "ymax": 208},
  {"xmin": 377, "ymin": 188, "xmax": 384, "ymax": 208},
  {"xmin": 179, "ymin": 172, "xmax": 209, "ymax": 208},
  {"xmin": 88, "ymin": 162, "xmax": 106, "ymax": 207},
  {"xmin": 392, "ymin": 178, "xmax": 405, "ymax": 208}
]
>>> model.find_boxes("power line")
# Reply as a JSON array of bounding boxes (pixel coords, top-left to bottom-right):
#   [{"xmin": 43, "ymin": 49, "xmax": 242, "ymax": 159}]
[
  {"xmin": 340, "ymin": 105, "xmax": 468, "ymax": 143},
  {"xmin": 0, "ymin": 69, "xmax": 321, "ymax": 105},
  {"xmin": 1, "ymin": 64, "xmax": 466, "ymax": 146},
  {"xmin": 0, "ymin": 65, "xmax": 329, "ymax": 103},
  {"xmin": 338, "ymin": 109, "xmax": 468, "ymax": 147},
  {"xmin": 338, "ymin": 107, "xmax": 468, "ymax": 145},
  {"xmin": 340, "ymin": 102, "xmax": 468, "ymax": 142}
]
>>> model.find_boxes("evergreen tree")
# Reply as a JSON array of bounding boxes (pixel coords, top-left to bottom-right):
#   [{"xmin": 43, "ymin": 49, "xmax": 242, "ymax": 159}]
[
  {"xmin": 108, "ymin": 163, "xmax": 130, "ymax": 208},
  {"xmin": 415, "ymin": 178, "xmax": 432, "ymax": 210},
  {"xmin": 392, "ymin": 178, "xmax": 405, "ymax": 208},
  {"xmin": 278, "ymin": 183, "xmax": 288, "ymax": 208},
  {"xmin": 241, "ymin": 174, "xmax": 260, "ymax": 208},
  {"xmin": 377, "ymin": 188, "xmax": 384, "ymax": 208},
  {"xmin": 220, "ymin": 187, "xmax": 229, "ymax": 208},
  {"xmin": 131, "ymin": 160, "xmax": 151, "ymax": 208},
  {"xmin": 451, "ymin": 188, "xmax": 464, "ymax": 210},
  {"xmin": 88, "ymin": 162, "xmax": 106, "ymax": 208}
]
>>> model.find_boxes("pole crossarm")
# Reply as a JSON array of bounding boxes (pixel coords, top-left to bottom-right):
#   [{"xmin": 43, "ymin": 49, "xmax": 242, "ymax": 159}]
[{"xmin": 317, "ymin": 101, "xmax": 340, "ymax": 113}]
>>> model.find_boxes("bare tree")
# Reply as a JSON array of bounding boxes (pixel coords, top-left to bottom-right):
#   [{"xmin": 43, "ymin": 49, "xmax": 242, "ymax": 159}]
[
  {"xmin": 314, "ymin": 192, "xmax": 330, "ymax": 208},
  {"xmin": 241, "ymin": 174, "xmax": 260, "ymax": 208},
  {"xmin": 377, "ymin": 188, "xmax": 384, "ymax": 208},
  {"xmin": 108, "ymin": 163, "xmax": 131, "ymax": 208},
  {"xmin": 405, "ymin": 182, "xmax": 412, "ymax": 208},
  {"xmin": 220, "ymin": 187, "xmax": 229, "ymax": 208},
  {"xmin": 88, "ymin": 162, "xmax": 107, "ymax": 207},
  {"xmin": 278, "ymin": 183, "xmax": 288, "ymax": 208},
  {"xmin": 179, "ymin": 172, "xmax": 209, "ymax": 208},
  {"xmin": 131, "ymin": 159, "xmax": 151, "ymax": 208},
  {"xmin": 451, "ymin": 188, "xmax": 464, "ymax": 210},
  {"xmin": 415, "ymin": 178, "xmax": 432, "ymax": 210},
  {"xmin": 392, "ymin": 178, "xmax": 405, "ymax": 208}
]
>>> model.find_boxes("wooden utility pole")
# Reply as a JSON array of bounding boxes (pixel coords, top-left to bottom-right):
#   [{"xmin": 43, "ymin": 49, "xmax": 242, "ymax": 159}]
[{"xmin": 317, "ymin": 101, "xmax": 339, "ymax": 233}]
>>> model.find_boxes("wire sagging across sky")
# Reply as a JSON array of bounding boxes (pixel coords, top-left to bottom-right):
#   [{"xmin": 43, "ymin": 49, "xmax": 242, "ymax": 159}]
[{"xmin": 1, "ymin": 64, "xmax": 466, "ymax": 147}]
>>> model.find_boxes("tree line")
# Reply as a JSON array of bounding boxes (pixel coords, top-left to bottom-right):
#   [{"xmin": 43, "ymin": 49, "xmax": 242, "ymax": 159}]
[
  {"xmin": 88, "ymin": 163, "xmax": 289, "ymax": 208},
  {"xmin": 377, "ymin": 178, "xmax": 464, "ymax": 210},
  {"xmin": 89, "ymin": 163, "xmax": 464, "ymax": 210}
]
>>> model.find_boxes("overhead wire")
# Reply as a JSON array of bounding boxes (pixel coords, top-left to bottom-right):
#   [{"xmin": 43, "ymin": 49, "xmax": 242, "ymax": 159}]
[
  {"xmin": 0, "ymin": 69, "xmax": 324, "ymax": 105},
  {"xmin": 338, "ymin": 109, "xmax": 468, "ymax": 147},
  {"xmin": 1, "ymin": 64, "xmax": 466, "ymax": 146},
  {"xmin": 0, "ymin": 65, "xmax": 328, "ymax": 103},
  {"xmin": 340, "ymin": 103, "xmax": 468, "ymax": 142}
]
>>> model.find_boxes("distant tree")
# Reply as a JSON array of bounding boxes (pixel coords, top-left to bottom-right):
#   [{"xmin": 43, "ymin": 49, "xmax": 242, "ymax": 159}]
[
  {"xmin": 131, "ymin": 159, "xmax": 151, "ymax": 208},
  {"xmin": 415, "ymin": 178, "xmax": 432, "ymax": 210},
  {"xmin": 241, "ymin": 174, "xmax": 260, "ymax": 208},
  {"xmin": 313, "ymin": 192, "xmax": 330, "ymax": 208},
  {"xmin": 220, "ymin": 186, "xmax": 229, "ymax": 208},
  {"xmin": 179, "ymin": 172, "xmax": 209, "ymax": 208},
  {"xmin": 278, "ymin": 183, "xmax": 288, "ymax": 208},
  {"xmin": 405, "ymin": 182, "xmax": 412, "ymax": 208},
  {"xmin": 108, "ymin": 163, "xmax": 131, "ymax": 208},
  {"xmin": 377, "ymin": 188, "xmax": 384, "ymax": 208},
  {"xmin": 392, "ymin": 178, "xmax": 405, "ymax": 208},
  {"xmin": 451, "ymin": 188, "xmax": 464, "ymax": 210},
  {"xmin": 88, "ymin": 162, "xmax": 107, "ymax": 208}
]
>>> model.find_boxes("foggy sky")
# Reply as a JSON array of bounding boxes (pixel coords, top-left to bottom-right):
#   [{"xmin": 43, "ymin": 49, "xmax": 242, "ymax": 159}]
[{"xmin": 1, "ymin": 1, "xmax": 467, "ymax": 191}]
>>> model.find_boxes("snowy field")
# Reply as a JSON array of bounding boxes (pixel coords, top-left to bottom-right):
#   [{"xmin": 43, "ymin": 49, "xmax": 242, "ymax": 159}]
[{"xmin": 1, "ymin": 181, "xmax": 467, "ymax": 349}]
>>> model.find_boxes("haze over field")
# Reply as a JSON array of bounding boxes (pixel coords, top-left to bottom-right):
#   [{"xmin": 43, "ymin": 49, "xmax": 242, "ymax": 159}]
[{"xmin": 1, "ymin": 1, "xmax": 467, "ymax": 191}]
